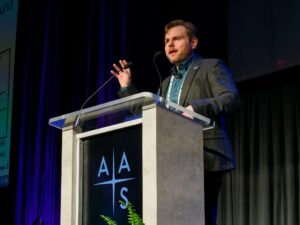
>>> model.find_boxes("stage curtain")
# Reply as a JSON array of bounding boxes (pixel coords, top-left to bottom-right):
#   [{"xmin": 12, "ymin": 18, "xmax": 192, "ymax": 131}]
[
  {"xmin": 10, "ymin": 0, "xmax": 127, "ymax": 224},
  {"xmin": 219, "ymin": 73, "xmax": 300, "ymax": 225}
]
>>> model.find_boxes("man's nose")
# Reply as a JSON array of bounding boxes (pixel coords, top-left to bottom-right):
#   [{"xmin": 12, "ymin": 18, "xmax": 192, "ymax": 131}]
[{"xmin": 168, "ymin": 40, "xmax": 174, "ymax": 47}]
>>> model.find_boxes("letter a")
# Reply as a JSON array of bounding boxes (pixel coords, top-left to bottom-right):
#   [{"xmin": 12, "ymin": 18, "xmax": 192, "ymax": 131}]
[
  {"xmin": 97, "ymin": 156, "xmax": 109, "ymax": 177},
  {"xmin": 118, "ymin": 152, "xmax": 131, "ymax": 173}
]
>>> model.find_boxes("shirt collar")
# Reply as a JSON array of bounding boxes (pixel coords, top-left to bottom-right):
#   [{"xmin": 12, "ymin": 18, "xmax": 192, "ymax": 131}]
[{"xmin": 170, "ymin": 53, "xmax": 194, "ymax": 79}]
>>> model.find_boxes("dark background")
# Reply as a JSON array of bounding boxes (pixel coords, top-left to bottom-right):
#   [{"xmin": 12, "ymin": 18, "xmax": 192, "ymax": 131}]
[{"xmin": 0, "ymin": 0, "xmax": 299, "ymax": 224}]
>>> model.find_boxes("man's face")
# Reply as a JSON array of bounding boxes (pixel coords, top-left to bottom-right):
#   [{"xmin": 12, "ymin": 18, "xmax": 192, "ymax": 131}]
[{"xmin": 164, "ymin": 25, "xmax": 198, "ymax": 66}]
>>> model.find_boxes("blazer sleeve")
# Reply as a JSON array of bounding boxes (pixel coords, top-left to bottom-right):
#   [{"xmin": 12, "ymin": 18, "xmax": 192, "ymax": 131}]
[
  {"xmin": 187, "ymin": 59, "xmax": 240, "ymax": 118},
  {"xmin": 117, "ymin": 84, "xmax": 138, "ymax": 98}
]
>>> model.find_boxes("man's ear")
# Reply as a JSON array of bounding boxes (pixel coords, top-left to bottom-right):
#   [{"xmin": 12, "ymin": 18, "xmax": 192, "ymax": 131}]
[{"xmin": 191, "ymin": 37, "xmax": 198, "ymax": 49}]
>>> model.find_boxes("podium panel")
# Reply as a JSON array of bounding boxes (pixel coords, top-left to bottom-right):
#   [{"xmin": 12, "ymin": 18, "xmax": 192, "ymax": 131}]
[
  {"xmin": 143, "ymin": 106, "xmax": 204, "ymax": 225},
  {"xmin": 82, "ymin": 124, "xmax": 143, "ymax": 224}
]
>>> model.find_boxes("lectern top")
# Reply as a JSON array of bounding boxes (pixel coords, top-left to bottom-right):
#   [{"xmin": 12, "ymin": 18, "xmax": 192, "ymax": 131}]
[{"xmin": 48, "ymin": 92, "xmax": 214, "ymax": 131}]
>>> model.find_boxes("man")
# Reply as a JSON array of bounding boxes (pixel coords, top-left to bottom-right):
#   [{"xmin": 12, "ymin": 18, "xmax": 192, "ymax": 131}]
[{"xmin": 111, "ymin": 20, "xmax": 240, "ymax": 225}]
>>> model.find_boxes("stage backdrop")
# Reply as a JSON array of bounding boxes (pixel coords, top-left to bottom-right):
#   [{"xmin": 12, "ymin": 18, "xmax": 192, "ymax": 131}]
[{"xmin": 228, "ymin": 0, "xmax": 300, "ymax": 81}]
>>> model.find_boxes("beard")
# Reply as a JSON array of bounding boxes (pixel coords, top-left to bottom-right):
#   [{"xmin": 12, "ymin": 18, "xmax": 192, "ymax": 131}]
[{"xmin": 167, "ymin": 50, "xmax": 192, "ymax": 65}]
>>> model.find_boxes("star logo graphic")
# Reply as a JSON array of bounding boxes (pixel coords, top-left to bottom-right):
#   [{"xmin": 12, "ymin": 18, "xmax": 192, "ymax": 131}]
[{"xmin": 94, "ymin": 149, "xmax": 135, "ymax": 214}]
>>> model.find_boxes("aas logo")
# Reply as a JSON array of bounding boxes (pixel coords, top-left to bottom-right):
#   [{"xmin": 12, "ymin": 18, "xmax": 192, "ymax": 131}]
[{"xmin": 94, "ymin": 148, "xmax": 135, "ymax": 214}]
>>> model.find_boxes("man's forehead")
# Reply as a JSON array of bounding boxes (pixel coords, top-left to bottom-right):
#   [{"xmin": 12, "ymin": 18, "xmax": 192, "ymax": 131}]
[{"xmin": 165, "ymin": 26, "xmax": 188, "ymax": 38}]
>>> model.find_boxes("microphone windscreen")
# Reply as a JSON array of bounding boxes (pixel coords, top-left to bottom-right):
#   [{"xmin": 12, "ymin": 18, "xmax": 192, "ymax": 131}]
[
  {"xmin": 153, "ymin": 51, "xmax": 163, "ymax": 59},
  {"xmin": 124, "ymin": 61, "xmax": 133, "ymax": 69}
]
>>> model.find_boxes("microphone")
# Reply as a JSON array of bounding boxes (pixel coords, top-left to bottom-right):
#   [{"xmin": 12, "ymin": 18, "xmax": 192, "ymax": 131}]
[
  {"xmin": 153, "ymin": 51, "xmax": 163, "ymax": 95},
  {"xmin": 74, "ymin": 61, "xmax": 133, "ymax": 128}
]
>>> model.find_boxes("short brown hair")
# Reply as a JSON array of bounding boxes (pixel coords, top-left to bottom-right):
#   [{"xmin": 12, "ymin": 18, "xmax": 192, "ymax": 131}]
[{"xmin": 164, "ymin": 20, "xmax": 198, "ymax": 40}]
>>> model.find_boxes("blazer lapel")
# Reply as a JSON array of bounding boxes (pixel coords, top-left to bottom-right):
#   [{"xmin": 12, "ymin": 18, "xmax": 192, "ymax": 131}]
[
  {"xmin": 161, "ymin": 76, "xmax": 171, "ymax": 98},
  {"xmin": 179, "ymin": 55, "xmax": 204, "ymax": 106}
]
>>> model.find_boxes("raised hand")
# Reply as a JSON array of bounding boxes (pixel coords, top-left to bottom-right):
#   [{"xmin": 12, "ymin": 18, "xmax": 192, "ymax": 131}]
[{"xmin": 111, "ymin": 59, "xmax": 132, "ymax": 88}]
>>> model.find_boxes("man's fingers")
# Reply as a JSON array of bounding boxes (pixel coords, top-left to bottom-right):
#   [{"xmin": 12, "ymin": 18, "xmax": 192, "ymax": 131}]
[
  {"xmin": 110, "ymin": 70, "xmax": 119, "ymax": 77},
  {"xmin": 113, "ymin": 63, "xmax": 122, "ymax": 72}
]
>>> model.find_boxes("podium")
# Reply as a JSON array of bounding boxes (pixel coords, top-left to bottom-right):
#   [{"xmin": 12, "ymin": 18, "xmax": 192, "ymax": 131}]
[{"xmin": 49, "ymin": 92, "xmax": 214, "ymax": 225}]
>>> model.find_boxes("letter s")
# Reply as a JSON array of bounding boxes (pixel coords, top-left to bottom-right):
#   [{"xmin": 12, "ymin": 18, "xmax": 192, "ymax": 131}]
[{"xmin": 120, "ymin": 187, "xmax": 129, "ymax": 209}]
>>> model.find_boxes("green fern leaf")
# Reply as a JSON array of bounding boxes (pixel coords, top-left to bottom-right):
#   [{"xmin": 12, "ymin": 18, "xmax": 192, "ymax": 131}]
[
  {"xmin": 127, "ymin": 202, "xmax": 145, "ymax": 225},
  {"xmin": 100, "ymin": 215, "xmax": 118, "ymax": 225}
]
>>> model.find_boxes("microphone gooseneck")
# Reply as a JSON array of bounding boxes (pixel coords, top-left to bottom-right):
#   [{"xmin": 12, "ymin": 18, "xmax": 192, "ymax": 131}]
[
  {"xmin": 74, "ymin": 61, "xmax": 133, "ymax": 128},
  {"xmin": 153, "ymin": 51, "xmax": 163, "ymax": 96}
]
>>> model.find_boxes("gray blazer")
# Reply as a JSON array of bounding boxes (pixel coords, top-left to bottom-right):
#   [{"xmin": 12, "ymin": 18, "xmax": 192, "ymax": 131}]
[
  {"xmin": 161, "ymin": 54, "xmax": 240, "ymax": 171},
  {"xmin": 119, "ymin": 54, "xmax": 240, "ymax": 171}
]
